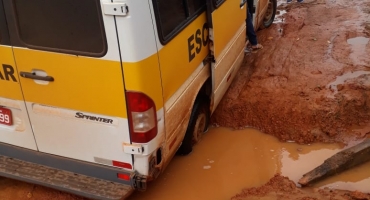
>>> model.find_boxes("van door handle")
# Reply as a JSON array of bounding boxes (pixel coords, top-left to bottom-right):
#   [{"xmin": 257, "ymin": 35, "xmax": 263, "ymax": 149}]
[{"xmin": 20, "ymin": 72, "xmax": 54, "ymax": 82}]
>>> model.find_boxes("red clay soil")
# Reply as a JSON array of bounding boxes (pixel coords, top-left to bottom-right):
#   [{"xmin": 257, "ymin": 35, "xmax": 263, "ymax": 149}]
[
  {"xmin": 2, "ymin": 0, "xmax": 370, "ymax": 200},
  {"xmin": 217, "ymin": 0, "xmax": 370, "ymax": 199},
  {"xmin": 231, "ymin": 174, "xmax": 370, "ymax": 200},
  {"xmin": 211, "ymin": 0, "xmax": 370, "ymax": 145}
]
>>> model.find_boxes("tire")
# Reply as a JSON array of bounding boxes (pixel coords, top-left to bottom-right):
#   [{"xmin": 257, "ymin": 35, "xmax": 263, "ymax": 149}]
[
  {"xmin": 176, "ymin": 97, "xmax": 210, "ymax": 156},
  {"xmin": 259, "ymin": 0, "xmax": 277, "ymax": 30}
]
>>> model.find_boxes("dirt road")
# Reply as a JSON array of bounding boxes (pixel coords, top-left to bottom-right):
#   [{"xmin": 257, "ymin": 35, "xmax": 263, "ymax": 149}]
[
  {"xmin": 1, "ymin": 0, "xmax": 370, "ymax": 199},
  {"xmin": 232, "ymin": 174, "xmax": 370, "ymax": 200},
  {"xmin": 213, "ymin": 0, "xmax": 370, "ymax": 198},
  {"xmin": 212, "ymin": 0, "xmax": 370, "ymax": 145}
]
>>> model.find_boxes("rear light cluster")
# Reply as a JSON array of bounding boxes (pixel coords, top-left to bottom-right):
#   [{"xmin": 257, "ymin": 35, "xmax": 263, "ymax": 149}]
[{"xmin": 126, "ymin": 91, "xmax": 157, "ymax": 143}]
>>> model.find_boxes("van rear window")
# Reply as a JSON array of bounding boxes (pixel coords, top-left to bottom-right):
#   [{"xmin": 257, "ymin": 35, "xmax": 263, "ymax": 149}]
[{"xmin": 13, "ymin": 0, "xmax": 107, "ymax": 57}]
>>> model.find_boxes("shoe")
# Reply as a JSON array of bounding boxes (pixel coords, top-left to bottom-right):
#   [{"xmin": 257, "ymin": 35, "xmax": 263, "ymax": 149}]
[
  {"xmin": 244, "ymin": 47, "xmax": 252, "ymax": 53},
  {"xmin": 297, "ymin": 0, "xmax": 304, "ymax": 2},
  {"xmin": 287, "ymin": 0, "xmax": 292, "ymax": 3},
  {"xmin": 251, "ymin": 44, "xmax": 263, "ymax": 53}
]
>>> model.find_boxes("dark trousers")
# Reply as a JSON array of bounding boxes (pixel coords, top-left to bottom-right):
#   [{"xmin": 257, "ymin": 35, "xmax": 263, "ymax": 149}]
[{"xmin": 246, "ymin": 10, "xmax": 258, "ymax": 46}]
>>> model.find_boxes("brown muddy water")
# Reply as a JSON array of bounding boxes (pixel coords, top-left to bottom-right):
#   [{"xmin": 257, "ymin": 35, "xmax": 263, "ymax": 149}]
[
  {"xmin": 347, "ymin": 36, "xmax": 370, "ymax": 66},
  {"xmin": 129, "ymin": 128, "xmax": 370, "ymax": 200},
  {"xmin": 327, "ymin": 70, "xmax": 370, "ymax": 94}
]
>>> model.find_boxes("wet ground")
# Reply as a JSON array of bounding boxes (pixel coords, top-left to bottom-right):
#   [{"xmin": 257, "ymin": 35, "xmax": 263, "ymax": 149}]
[
  {"xmin": 212, "ymin": 0, "xmax": 370, "ymax": 145},
  {"xmin": 2, "ymin": 128, "xmax": 370, "ymax": 200},
  {"xmin": 1, "ymin": 0, "xmax": 370, "ymax": 199},
  {"xmin": 129, "ymin": 128, "xmax": 370, "ymax": 200},
  {"xmin": 210, "ymin": 0, "xmax": 370, "ymax": 198}
]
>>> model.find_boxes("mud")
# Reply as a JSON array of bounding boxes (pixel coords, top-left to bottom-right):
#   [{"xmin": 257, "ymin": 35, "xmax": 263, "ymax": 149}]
[
  {"xmin": 210, "ymin": 0, "xmax": 370, "ymax": 198},
  {"xmin": 129, "ymin": 128, "xmax": 370, "ymax": 200},
  {"xmin": 211, "ymin": 0, "xmax": 370, "ymax": 145},
  {"xmin": 3, "ymin": 128, "xmax": 370, "ymax": 200},
  {"xmin": 2, "ymin": 0, "xmax": 370, "ymax": 200},
  {"xmin": 232, "ymin": 174, "xmax": 370, "ymax": 200}
]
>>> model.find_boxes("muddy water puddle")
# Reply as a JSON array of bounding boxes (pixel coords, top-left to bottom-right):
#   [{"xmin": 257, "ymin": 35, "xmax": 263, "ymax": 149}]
[
  {"xmin": 347, "ymin": 37, "xmax": 370, "ymax": 45},
  {"xmin": 347, "ymin": 36, "xmax": 370, "ymax": 65},
  {"xmin": 129, "ymin": 128, "xmax": 370, "ymax": 200},
  {"xmin": 327, "ymin": 70, "xmax": 370, "ymax": 94},
  {"xmin": 274, "ymin": 10, "xmax": 287, "ymax": 24}
]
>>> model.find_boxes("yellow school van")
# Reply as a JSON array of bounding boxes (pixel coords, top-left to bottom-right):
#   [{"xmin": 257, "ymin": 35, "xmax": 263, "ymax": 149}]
[{"xmin": 0, "ymin": 0, "xmax": 276, "ymax": 199}]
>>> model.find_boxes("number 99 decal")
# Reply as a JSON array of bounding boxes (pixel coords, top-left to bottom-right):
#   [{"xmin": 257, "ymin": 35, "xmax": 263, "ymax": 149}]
[
  {"xmin": 0, "ymin": 113, "xmax": 10, "ymax": 123},
  {"xmin": 0, "ymin": 108, "xmax": 12, "ymax": 125}
]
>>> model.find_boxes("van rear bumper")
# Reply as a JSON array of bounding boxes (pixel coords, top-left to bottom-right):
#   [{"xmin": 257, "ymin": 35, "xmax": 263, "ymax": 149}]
[
  {"xmin": 0, "ymin": 142, "xmax": 141, "ymax": 199},
  {"xmin": 0, "ymin": 155, "xmax": 133, "ymax": 200}
]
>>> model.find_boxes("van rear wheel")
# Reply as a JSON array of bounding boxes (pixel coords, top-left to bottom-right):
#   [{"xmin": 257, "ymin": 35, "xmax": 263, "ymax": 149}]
[
  {"xmin": 176, "ymin": 97, "xmax": 210, "ymax": 155},
  {"xmin": 259, "ymin": 0, "xmax": 277, "ymax": 29}
]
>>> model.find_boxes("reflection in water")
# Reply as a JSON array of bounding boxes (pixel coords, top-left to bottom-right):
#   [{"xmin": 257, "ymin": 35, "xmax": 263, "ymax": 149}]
[
  {"xmin": 277, "ymin": 0, "xmax": 287, "ymax": 7},
  {"xmin": 347, "ymin": 37, "xmax": 370, "ymax": 45},
  {"xmin": 346, "ymin": 36, "xmax": 370, "ymax": 66},
  {"xmin": 326, "ymin": 71, "xmax": 370, "ymax": 94},
  {"xmin": 314, "ymin": 161, "xmax": 370, "ymax": 192},
  {"xmin": 274, "ymin": 10, "xmax": 287, "ymax": 24},
  {"xmin": 129, "ymin": 128, "xmax": 370, "ymax": 200}
]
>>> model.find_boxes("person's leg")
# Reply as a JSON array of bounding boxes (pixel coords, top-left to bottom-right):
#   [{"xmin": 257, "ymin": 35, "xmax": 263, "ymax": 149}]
[
  {"xmin": 246, "ymin": 10, "xmax": 263, "ymax": 52},
  {"xmin": 246, "ymin": 10, "xmax": 258, "ymax": 46}
]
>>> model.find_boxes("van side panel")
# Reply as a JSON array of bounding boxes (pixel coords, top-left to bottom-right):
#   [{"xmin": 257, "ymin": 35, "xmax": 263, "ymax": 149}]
[
  {"xmin": 255, "ymin": 0, "xmax": 268, "ymax": 29},
  {"xmin": 210, "ymin": 0, "xmax": 246, "ymax": 110},
  {"xmin": 1, "ymin": 3, "xmax": 37, "ymax": 150},
  {"xmin": 0, "ymin": 46, "xmax": 38, "ymax": 150},
  {"xmin": 158, "ymin": 12, "xmax": 209, "ymax": 103},
  {"xmin": 146, "ymin": 4, "xmax": 211, "ymax": 167},
  {"xmin": 212, "ymin": 0, "xmax": 246, "ymax": 59},
  {"xmin": 162, "ymin": 63, "xmax": 210, "ymax": 170},
  {"xmin": 122, "ymin": 55, "xmax": 163, "ymax": 111},
  {"xmin": 0, "ymin": 46, "xmax": 23, "ymax": 101},
  {"xmin": 157, "ymin": 12, "xmax": 209, "ymax": 143},
  {"xmin": 145, "ymin": 0, "xmax": 212, "ymax": 172}
]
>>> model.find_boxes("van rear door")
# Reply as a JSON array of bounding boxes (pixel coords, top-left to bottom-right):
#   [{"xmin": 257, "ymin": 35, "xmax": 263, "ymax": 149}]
[
  {"xmin": 206, "ymin": 0, "xmax": 247, "ymax": 108},
  {"xmin": 3, "ymin": 0, "xmax": 133, "ymax": 169},
  {"xmin": 0, "ymin": 0, "xmax": 37, "ymax": 151}
]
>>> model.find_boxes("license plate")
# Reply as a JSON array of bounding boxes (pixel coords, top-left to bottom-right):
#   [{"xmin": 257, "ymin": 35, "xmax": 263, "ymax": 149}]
[{"xmin": 0, "ymin": 107, "xmax": 13, "ymax": 126}]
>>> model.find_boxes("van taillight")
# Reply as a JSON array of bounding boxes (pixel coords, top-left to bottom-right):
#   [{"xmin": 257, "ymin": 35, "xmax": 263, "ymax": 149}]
[{"xmin": 126, "ymin": 91, "xmax": 157, "ymax": 143}]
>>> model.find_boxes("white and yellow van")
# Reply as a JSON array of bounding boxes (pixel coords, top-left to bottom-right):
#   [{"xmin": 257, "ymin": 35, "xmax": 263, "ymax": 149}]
[{"xmin": 0, "ymin": 0, "xmax": 276, "ymax": 199}]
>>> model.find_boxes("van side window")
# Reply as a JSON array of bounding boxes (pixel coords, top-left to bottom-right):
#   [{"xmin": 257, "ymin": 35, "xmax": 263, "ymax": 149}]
[
  {"xmin": 0, "ymin": 17, "xmax": 2, "ymax": 43},
  {"xmin": 13, "ymin": 0, "xmax": 107, "ymax": 57},
  {"xmin": 214, "ymin": 0, "xmax": 226, "ymax": 7},
  {"xmin": 188, "ymin": 0, "xmax": 207, "ymax": 15},
  {"xmin": 0, "ymin": 0, "xmax": 9, "ymax": 45},
  {"xmin": 156, "ymin": 0, "xmax": 187, "ymax": 39},
  {"xmin": 153, "ymin": 0, "xmax": 206, "ymax": 44}
]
